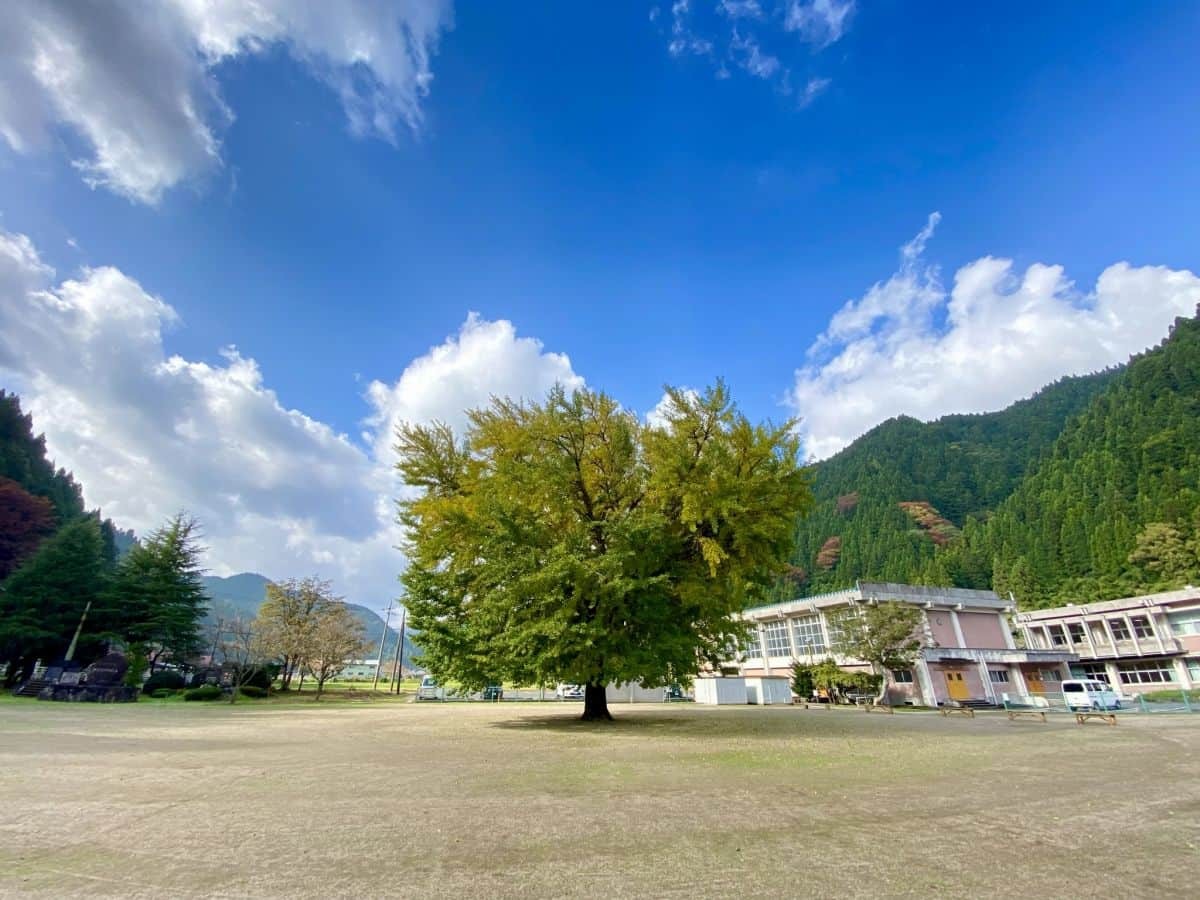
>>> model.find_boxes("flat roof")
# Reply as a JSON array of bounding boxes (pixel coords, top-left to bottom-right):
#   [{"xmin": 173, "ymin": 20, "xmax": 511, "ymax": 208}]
[
  {"xmin": 741, "ymin": 580, "xmax": 1006, "ymax": 618},
  {"xmin": 1015, "ymin": 586, "xmax": 1200, "ymax": 621}
]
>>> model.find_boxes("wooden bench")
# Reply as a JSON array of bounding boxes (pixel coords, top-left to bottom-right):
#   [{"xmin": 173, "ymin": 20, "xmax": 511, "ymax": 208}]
[
  {"xmin": 939, "ymin": 705, "xmax": 975, "ymax": 718},
  {"xmin": 1074, "ymin": 711, "xmax": 1118, "ymax": 726}
]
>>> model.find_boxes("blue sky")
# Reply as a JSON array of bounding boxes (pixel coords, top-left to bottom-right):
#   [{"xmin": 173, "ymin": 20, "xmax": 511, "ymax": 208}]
[{"xmin": 2, "ymin": 1, "xmax": 1199, "ymax": 609}]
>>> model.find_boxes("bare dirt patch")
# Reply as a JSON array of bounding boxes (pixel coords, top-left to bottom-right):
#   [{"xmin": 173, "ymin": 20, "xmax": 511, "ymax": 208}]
[{"xmin": 1, "ymin": 701, "xmax": 1197, "ymax": 898}]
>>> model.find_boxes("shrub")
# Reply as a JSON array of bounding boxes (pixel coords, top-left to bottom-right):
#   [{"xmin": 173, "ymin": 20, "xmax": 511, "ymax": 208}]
[
  {"xmin": 236, "ymin": 667, "xmax": 274, "ymax": 691},
  {"xmin": 143, "ymin": 671, "xmax": 187, "ymax": 694},
  {"xmin": 150, "ymin": 688, "xmax": 178, "ymax": 699},
  {"xmin": 238, "ymin": 685, "xmax": 267, "ymax": 699},
  {"xmin": 183, "ymin": 684, "xmax": 223, "ymax": 702},
  {"xmin": 791, "ymin": 662, "xmax": 814, "ymax": 699}
]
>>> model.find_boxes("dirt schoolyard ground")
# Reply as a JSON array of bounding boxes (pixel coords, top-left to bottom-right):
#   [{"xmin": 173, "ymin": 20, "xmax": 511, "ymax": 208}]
[{"xmin": 1, "ymin": 700, "xmax": 1196, "ymax": 898}]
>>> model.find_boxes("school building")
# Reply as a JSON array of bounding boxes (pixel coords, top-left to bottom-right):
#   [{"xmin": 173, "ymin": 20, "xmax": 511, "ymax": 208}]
[
  {"xmin": 729, "ymin": 581, "xmax": 1076, "ymax": 706},
  {"xmin": 1013, "ymin": 586, "xmax": 1200, "ymax": 694}
]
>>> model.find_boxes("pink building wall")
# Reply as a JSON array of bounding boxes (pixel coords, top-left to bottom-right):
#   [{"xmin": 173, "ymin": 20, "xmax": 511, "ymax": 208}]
[
  {"xmin": 958, "ymin": 612, "xmax": 1008, "ymax": 648},
  {"xmin": 926, "ymin": 612, "xmax": 959, "ymax": 648}
]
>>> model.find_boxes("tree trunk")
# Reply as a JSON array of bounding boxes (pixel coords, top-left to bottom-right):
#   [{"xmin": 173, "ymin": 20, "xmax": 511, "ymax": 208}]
[
  {"xmin": 581, "ymin": 683, "xmax": 612, "ymax": 721},
  {"xmin": 874, "ymin": 665, "xmax": 889, "ymax": 706}
]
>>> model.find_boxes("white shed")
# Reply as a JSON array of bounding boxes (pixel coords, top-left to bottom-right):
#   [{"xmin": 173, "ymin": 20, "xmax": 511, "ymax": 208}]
[
  {"xmin": 605, "ymin": 682, "xmax": 668, "ymax": 703},
  {"xmin": 694, "ymin": 677, "xmax": 748, "ymax": 705},
  {"xmin": 745, "ymin": 676, "xmax": 792, "ymax": 705}
]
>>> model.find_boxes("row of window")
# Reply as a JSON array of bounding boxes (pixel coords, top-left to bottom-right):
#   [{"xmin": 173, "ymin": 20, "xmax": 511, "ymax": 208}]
[
  {"xmin": 1075, "ymin": 660, "xmax": 1197, "ymax": 685},
  {"xmin": 1115, "ymin": 661, "xmax": 1177, "ymax": 684},
  {"xmin": 1034, "ymin": 614, "xmax": 1157, "ymax": 648},
  {"xmin": 740, "ymin": 614, "xmax": 841, "ymax": 659}
]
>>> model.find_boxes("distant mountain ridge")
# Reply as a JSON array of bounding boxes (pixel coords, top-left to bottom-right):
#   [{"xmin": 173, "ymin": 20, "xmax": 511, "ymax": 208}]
[{"xmin": 200, "ymin": 572, "xmax": 418, "ymax": 662}]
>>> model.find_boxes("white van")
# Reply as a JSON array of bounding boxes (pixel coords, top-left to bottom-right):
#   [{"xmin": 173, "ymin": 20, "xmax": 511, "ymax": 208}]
[
  {"xmin": 416, "ymin": 675, "xmax": 445, "ymax": 701},
  {"xmin": 1062, "ymin": 679, "xmax": 1121, "ymax": 711}
]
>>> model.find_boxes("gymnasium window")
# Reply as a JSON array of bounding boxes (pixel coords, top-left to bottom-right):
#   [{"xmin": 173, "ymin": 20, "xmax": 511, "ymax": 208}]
[
  {"xmin": 763, "ymin": 620, "xmax": 791, "ymax": 656},
  {"xmin": 791, "ymin": 615, "xmax": 826, "ymax": 656},
  {"xmin": 741, "ymin": 631, "xmax": 761, "ymax": 659}
]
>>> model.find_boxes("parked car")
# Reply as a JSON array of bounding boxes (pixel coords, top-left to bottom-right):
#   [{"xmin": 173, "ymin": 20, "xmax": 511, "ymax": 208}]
[
  {"xmin": 1062, "ymin": 678, "xmax": 1121, "ymax": 711},
  {"xmin": 417, "ymin": 675, "xmax": 445, "ymax": 701},
  {"xmin": 555, "ymin": 683, "xmax": 584, "ymax": 700},
  {"xmin": 481, "ymin": 685, "xmax": 504, "ymax": 701}
]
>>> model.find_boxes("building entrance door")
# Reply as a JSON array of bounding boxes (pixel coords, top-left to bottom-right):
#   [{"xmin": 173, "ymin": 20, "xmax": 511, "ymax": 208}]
[
  {"xmin": 945, "ymin": 670, "xmax": 969, "ymax": 701},
  {"xmin": 1026, "ymin": 670, "xmax": 1045, "ymax": 694}
]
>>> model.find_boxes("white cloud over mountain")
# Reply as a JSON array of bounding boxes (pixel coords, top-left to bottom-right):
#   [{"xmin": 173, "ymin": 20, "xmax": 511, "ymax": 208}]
[
  {"xmin": 0, "ymin": 226, "xmax": 580, "ymax": 610},
  {"xmin": 0, "ymin": 0, "xmax": 453, "ymax": 204},
  {"xmin": 789, "ymin": 215, "xmax": 1200, "ymax": 460}
]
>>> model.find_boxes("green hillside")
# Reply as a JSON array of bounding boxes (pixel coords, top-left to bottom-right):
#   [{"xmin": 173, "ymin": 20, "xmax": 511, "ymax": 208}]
[
  {"xmin": 783, "ymin": 370, "xmax": 1117, "ymax": 598},
  {"xmin": 960, "ymin": 309, "xmax": 1200, "ymax": 607},
  {"xmin": 787, "ymin": 308, "xmax": 1200, "ymax": 610}
]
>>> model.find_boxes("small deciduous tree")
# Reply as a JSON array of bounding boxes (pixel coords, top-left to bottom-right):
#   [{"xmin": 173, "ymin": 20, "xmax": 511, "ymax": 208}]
[
  {"xmin": 397, "ymin": 382, "xmax": 812, "ymax": 721},
  {"xmin": 254, "ymin": 577, "xmax": 327, "ymax": 690},
  {"xmin": 833, "ymin": 601, "xmax": 923, "ymax": 705},
  {"xmin": 0, "ymin": 476, "xmax": 56, "ymax": 580},
  {"xmin": 217, "ymin": 617, "xmax": 271, "ymax": 704},
  {"xmin": 303, "ymin": 601, "xmax": 367, "ymax": 698},
  {"xmin": 810, "ymin": 657, "xmax": 847, "ymax": 703}
]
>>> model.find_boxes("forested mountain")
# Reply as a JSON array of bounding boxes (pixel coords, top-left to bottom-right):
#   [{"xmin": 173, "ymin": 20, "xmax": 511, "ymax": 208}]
[
  {"xmin": 201, "ymin": 573, "xmax": 419, "ymax": 662},
  {"xmin": 783, "ymin": 370, "xmax": 1117, "ymax": 599},
  {"xmin": 786, "ymin": 309, "xmax": 1200, "ymax": 610},
  {"xmin": 958, "ymin": 310, "xmax": 1200, "ymax": 607}
]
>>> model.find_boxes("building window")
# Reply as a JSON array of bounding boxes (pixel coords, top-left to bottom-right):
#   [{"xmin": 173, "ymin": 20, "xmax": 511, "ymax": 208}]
[
  {"xmin": 791, "ymin": 615, "xmax": 826, "ymax": 657},
  {"xmin": 1130, "ymin": 616, "xmax": 1155, "ymax": 640},
  {"xmin": 1188, "ymin": 660, "xmax": 1200, "ymax": 681},
  {"xmin": 741, "ymin": 630, "xmax": 761, "ymax": 659},
  {"xmin": 1108, "ymin": 618, "xmax": 1131, "ymax": 641},
  {"xmin": 892, "ymin": 669, "xmax": 914, "ymax": 684},
  {"xmin": 824, "ymin": 615, "xmax": 848, "ymax": 654},
  {"xmin": 1075, "ymin": 662, "xmax": 1110, "ymax": 684},
  {"xmin": 1117, "ymin": 661, "xmax": 1175, "ymax": 684},
  {"xmin": 1047, "ymin": 625, "xmax": 1068, "ymax": 647},
  {"xmin": 763, "ymin": 620, "xmax": 791, "ymax": 657},
  {"xmin": 988, "ymin": 669, "xmax": 1010, "ymax": 684},
  {"xmin": 1027, "ymin": 628, "xmax": 1048, "ymax": 649},
  {"xmin": 1168, "ymin": 610, "xmax": 1200, "ymax": 636},
  {"xmin": 1041, "ymin": 669, "xmax": 1062, "ymax": 682},
  {"xmin": 1089, "ymin": 622, "xmax": 1110, "ymax": 645},
  {"xmin": 1067, "ymin": 622, "xmax": 1086, "ymax": 644}
]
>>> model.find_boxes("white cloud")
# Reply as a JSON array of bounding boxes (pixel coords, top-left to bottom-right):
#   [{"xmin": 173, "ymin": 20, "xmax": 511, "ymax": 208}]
[
  {"xmin": 798, "ymin": 75, "xmax": 831, "ymax": 107},
  {"xmin": 783, "ymin": 0, "xmax": 855, "ymax": 48},
  {"xmin": 0, "ymin": 0, "xmax": 453, "ymax": 204},
  {"xmin": 789, "ymin": 216, "xmax": 1200, "ymax": 460},
  {"xmin": 644, "ymin": 388, "xmax": 700, "ymax": 430},
  {"xmin": 0, "ymin": 226, "xmax": 581, "ymax": 609},
  {"xmin": 656, "ymin": 0, "xmax": 848, "ymax": 100}
]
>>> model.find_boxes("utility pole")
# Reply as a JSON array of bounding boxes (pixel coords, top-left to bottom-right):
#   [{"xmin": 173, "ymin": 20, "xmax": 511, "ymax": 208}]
[
  {"xmin": 372, "ymin": 599, "xmax": 393, "ymax": 691},
  {"xmin": 391, "ymin": 607, "xmax": 406, "ymax": 694}
]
